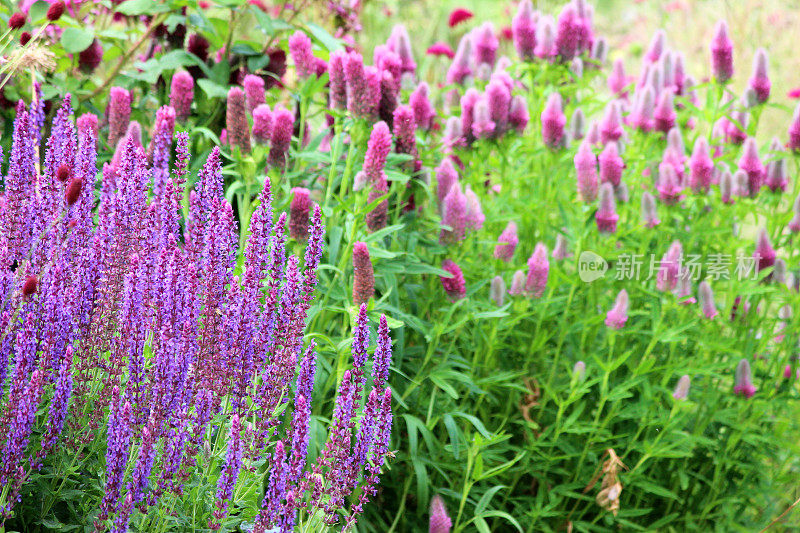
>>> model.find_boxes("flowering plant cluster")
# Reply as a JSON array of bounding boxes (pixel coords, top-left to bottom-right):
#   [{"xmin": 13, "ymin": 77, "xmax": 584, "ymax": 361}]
[{"xmin": 2, "ymin": 0, "xmax": 800, "ymax": 531}]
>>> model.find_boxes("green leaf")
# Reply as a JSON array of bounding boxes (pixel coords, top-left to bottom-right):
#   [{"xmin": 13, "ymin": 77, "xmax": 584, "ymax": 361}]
[
  {"xmin": 197, "ymin": 79, "xmax": 230, "ymax": 99},
  {"xmin": 306, "ymin": 22, "xmax": 343, "ymax": 52},
  {"xmin": 28, "ymin": 1, "xmax": 49, "ymax": 22},
  {"xmin": 115, "ymin": 0, "xmax": 169, "ymax": 16},
  {"xmin": 61, "ymin": 27, "xmax": 94, "ymax": 54}
]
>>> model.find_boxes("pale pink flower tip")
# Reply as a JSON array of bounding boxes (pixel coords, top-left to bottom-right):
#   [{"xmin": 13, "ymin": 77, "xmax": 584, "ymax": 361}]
[
  {"xmin": 672, "ymin": 375, "xmax": 691, "ymax": 400},
  {"xmin": 595, "ymin": 182, "xmax": 618, "ymax": 234},
  {"xmin": 525, "ymin": 243, "xmax": 549, "ymax": 298},
  {"xmin": 608, "ymin": 59, "xmax": 629, "ymax": 96},
  {"xmin": 552, "ymin": 234, "xmax": 571, "ymax": 260},
  {"xmin": 512, "ymin": 0, "xmax": 538, "ymax": 61},
  {"xmin": 754, "ymin": 227, "xmax": 776, "ymax": 272},
  {"xmin": 429, "ymin": 495, "xmax": 453, "ymax": 533},
  {"xmin": 698, "ymin": 281, "xmax": 718, "ymax": 319},
  {"xmin": 710, "ymin": 20, "xmax": 734, "ymax": 83},
  {"xmin": 688, "ymin": 137, "xmax": 714, "ymax": 194},
  {"xmin": 605, "ymin": 289, "xmax": 629, "ymax": 329},
  {"xmin": 748, "ymin": 48, "xmax": 770, "ymax": 104},
  {"xmin": 641, "ymin": 192, "xmax": 660, "ymax": 228},
  {"xmin": 733, "ymin": 359, "xmax": 756, "ymax": 398},
  {"xmin": 574, "ymin": 140, "xmax": 598, "ymax": 203},
  {"xmin": 441, "ymin": 260, "xmax": 466, "ymax": 301},
  {"xmin": 541, "ymin": 92, "xmax": 566, "ymax": 149},
  {"xmin": 738, "ymin": 137, "xmax": 765, "ymax": 197},
  {"xmin": 509, "ymin": 270, "xmax": 526, "ymax": 295},
  {"xmin": 656, "ymin": 240, "xmax": 683, "ymax": 292},
  {"xmin": 494, "ymin": 221, "xmax": 518, "ymax": 261}
]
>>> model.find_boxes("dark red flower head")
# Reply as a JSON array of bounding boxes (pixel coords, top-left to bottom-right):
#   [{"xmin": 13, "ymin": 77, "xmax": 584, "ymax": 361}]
[
  {"xmin": 22, "ymin": 275, "xmax": 38, "ymax": 297},
  {"xmin": 78, "ymin": 39, "xmax": 103, "ymax": 73},
  {"xmin": 19, "ymin": 31, "xmax": 31, "ymax": 45},
  {"xmin": 46, "ymin": 1, "xmax": 66, "ymax": 22},
  {"xmin": 187, "ymin": 33, "xmax": 210, "ymax": 61},
  {"xmin": 448, "ymin": 8, "xmax": 473, "ymax": 28},
  {"xmin": 56, "ymin": 164, "xmax": 71, "ymax": 182},
  {"xmin": 65, "ymin": 177, "xmax": 83, "ymax": 205},
  {"xmin": 8, "ymin": 12, "xmax": 26, "ymax": 30}
]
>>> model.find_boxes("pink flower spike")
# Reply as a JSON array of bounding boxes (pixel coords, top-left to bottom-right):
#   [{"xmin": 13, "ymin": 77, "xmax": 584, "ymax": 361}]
[
  {"xmin": 599, "ymin": 142, "xmax": 624, "ymax": 187},
  {"xmin": 788, "ymin": 194, "xmax": 800, "ymax": 232},
  {"xmin": 553, "ymin": 234, "xmax": 571, "ymax": 259},
  {"xmin": 599, "ymin": 101, "xmax": 623, "ymax": 145},
  {"xmin": 653, "ymin": 90, "xmax": 676, "ymax": 134},
  {"xmin": 605, "ymin": 289, "xmax": 629, "ymax": 329},
  {"xmin": 449, "ymin": 8, "xmax": 473, "ymax": 28},
  {"xmin": 733, "ymin": 359, "xmax": 756, "ymax": 398},
  {"xmin": 410, "ymin": 82, "xmax": 436, "ymax": 130},
  {"xmin": 441, "ymin": 260, "xmax": 466, "ymax": 301},
  {"xmin": 789, "ymin": 87, "xmax": 800, "ymax": 99},
  {"xmin": 494, "ymin": 221, "xmax": 518, "ymax": 261},
  {"xmin": 641, "ymin": 192, "xmax": 660, "ymax": 227},
  {"xmin": 471, "ymin": 97, "xmax": 495, "ymax": 140},
  {"xmin": 541, "ymin": 92, "xmax": 566, "ymax": 149},
  {"xmin": 427, "ymin": 42, "xmax": 455, "ymax": 59},
  {"xmin": 512, "ymin": 0, "xmax": 538, "ymax": 61},
  {"xmin": 644, "ymin": 29, "xmax": 666, "ymax": 63},
  {"xmin": 672, "ymin": 375, "xmax": 691, "ymax": 400},
  {"xmin": 525, "ymin": 243, "xmax": 549, "ymax": 298},
  {"xmin": 485, "ymin": 78, "xmax": 511, "ymax": 135},
  {"xmin": 108, "ymin": 86, "xmax": 131, "ymax": 148},
  {"xmin": 720, "ymin": 169, "xmax": 734, "ymax": 204},
  {"xmin": 688, "ymin": 137, "xmax": 714, "ymax": 194},
  {"xmin": 170, "ymin": 71, "xmax": 194, "ymax": 122},
  {"xmin": 574, "ymin": 139, "xmax": 599, "ymax": 203},
  {"xmin": 698, "ymin": 281, "xmax": 718, "ymax": 319},
  {"xmin": 509, "ymin": 95, "xmax": 529, "ymax": 134},
  {"xmin": 754, "ymin": 227, "xmax": 776, "ymax": 272},
  {"xmin": 656, "ymin": 165, "xmax": 683, "ymax": 204},
  {"xmin": 765, "ymin": 137, "xmax": 788, "ymax": 192},
  {"xmin": 738, "ymin": 137, "xmax": 765, "ymax": 197},
  {"xmin": 430, "ymin": 495, "xmax": 453, "ymax": 533},
  {"xmin": 243, "ymin": 74, "xmax": 265, "ymax": 113},
  {"xmin": 252, "ymin": 104, "xmax": 272, "ymax": 144},
  {"xmin": 464, "ymin": 186, "xmax": 484, "ymax": 230},
  {"xmin": 595, "ymin": 183, "xmax": 618, "ymax": 234},
  {"xmin": 435, "ymin": 157, "xmax": 459, "ymax": 207},
  {"xmin": 440, "ymin": 183, "xmax": 468, "ymax": 244},
  {"xmin": 748, "ymin": 48, "xmax": 770, "ymax": 104},
  {"xmin": 608, "ymin": 59, "xmax": 629, "ymax": 97},
  {"xmin": 447, "ymin": 35, "xmax": 473, "ymax": 85},
  {"xmin": 710, "ymin": 20, "xmax": 734, "ymax": 83},
  {"xmin": 472, "ymin": 22, "xmax": 499, "ymax": 67},
  {"xmin": 656, "ymin": 240, "xmax": 683, "ymax": 292},
  {"xmin": 289, "ymin": 30, "xmax": 315, "ymax": 78},
  {"xmin": 509, "ymin": 270, "xmax": 526, "ymax": 295},
  {"xmin": 789, "ymin": 104, "xmax": 800, "ymax": 151},
  {"xmin": 226, "ymin": 86, "xmax": 251, "ymax": 154}
]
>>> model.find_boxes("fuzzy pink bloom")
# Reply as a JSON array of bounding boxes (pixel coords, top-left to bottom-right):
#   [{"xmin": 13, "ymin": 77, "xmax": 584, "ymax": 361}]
[
  {"xmin": 288, "ymin": 30, "xmax": 315, "ymax": 78},
  {"xmin": 754, "ymin": 228, "xmax": 776, "ymax": 272},
  {"xmin": 494, "ymin": 221, "xmax": 518, "ymax": 261},
  {"xmin": 710, "ymin": 21, "xmax": 734, "ymax": 83},
  {"xmin": 464, "ymin": 186, "xmax": 484, "ymax": 230},
  {"xmin": 656, "ymin": 165, "xmax": 683, "ymax": 204},
  {"xmin": 738, "ymin": 137, "xmax": 765, "ymax": 197},
  {"xmin": 429, "ymin": 495, "xmax": 452, "ymax": 533},
  {"xmin": 442, "ymin": 117, "xmax": 464, "ymax": 153},
  {"xmin": 389, "ymin": 24, "xmax": 416, "ymax": 74},
  {"xmin": 598, "ymin": 142, "xmax": 623, "ymax": 187},
  {"xmin": 449, "ymin": 7, "xmax": 473, "ymax": 28},
  {"xmin": 364, "ymin": 121, "xmax": 393, "ymax": 184},
  {"xmin": 554, "ymin": 4, "xmax": 584, "ymax": 61},
  {"xmin": 410, "ymin": 82, "xmax": 435, "ymax": 130},
  {"xmin": 629, "ymin": 87, "xmax": 655, "ymax": 132},
  {"xmin": 641, "ymin": 192, "xmax": 660, "ymax": 227},
  {"xmin": 789, "ymin": 194, "xmax": 800, "ymax": 232},
  {"xmin": 595, "ymin": 183, "xmax": 618, "ymax": 233},
  {"xmin": 512, "ymin": 0, "xmax": 538, "ymax": 61},
  {"xmin": 656, "ymin": 240, "xmax": 683, "ymax": 292},
  {"xmin": 226, "ymin": 87, "xmax": 251, "ymax": 154},
  {"xmin": 733, "ymin": 359, "xmax": 756, "ymax": 398},
  {"xmin": 607, "ymin": 59, "xmax": 629, "ymax": 97},
  {"xmin": 268, "ymin": 106, "xmax": 293, "ymax": 168},
  {"xmin": 435, "ymin": 157, "xmax": 459, "ymax": 207},
  {"xmin": 644, "ymin": 29, "xmax": 666, "ymax": 64},
  {"xmin": 485, "ymin": 78, "xmax": 511, "ymax": 135},
  {"xmin": 352, "ymin": 241, "xmax": 375, "ymax": 305},
  {"xmin": 472, "ymin": 22, "xmax": 499, "ymax": 67},
  {"xmin": 574, "ymin": 139, "xmax": 599, "ymax": 203},
  {"xmin": 535, "ymin": 15, "xmax": 556, "ymax": 60},
  {"xmin": 788, "ymin": 104, "xmax": 800, "ymax": 152},
  {"xmin": 598, "ymin": 102, "xmax": 623, "ymax": 145},
  {"xmin": 393, "ymin": 105, "xmax": 420, "ymax": 171},
  {"xmin": 468, "ymin": 97, "xmax": 495, "ymax": 140},
  {"xmin": 77, "ymin": 113, "xmax": 98, "ymax": 140},
  {"xmin": 440, "ymin": 184, "xmax": 468, "ymax": 244},
  {"xmin": 765, "ymin": 138, "xmax": 788, "ymax": 192},
  {"xmin": 289, "ymin": 187, "xmax": 311, "ymax": 241},
  {"xmin": 427, "ymin": 42, "xmax": 455, "ymax": 59},
  {"xmin": 447, "ymin": 36, "xmax": 473, "ymax": 85},
  {"xmin": 108, "ymin": 87, "xmax": 131, "ymax": 148},
  {"xmin": 688, "ymin": 137, "xmax": 714, "ymax": 194},
  {"xmin": 605, "ymin": 289, "xmax": 628, "ymax": 329},
  {"xmin": 509, "ymin": 270, "xmax": 525, "ymax": 295},
  {"xmin": 344, "ymin": 51, "xmax": 371, "ymax": 118},
  {"xmin": 698, "ymin": 281, "xmax": 718, "ymax": 319},
  {"xmin": 169, "ymin": 71, "xmax": 194, "ymax": 122},
  {"xmin": 508, "ymin": 95, "xmax": 529, "ymax": 134},
  {"xmin": 718, "ymin": 169, "xmax": 734, "ymax": 204},
  {"xmin": 672, "ymin": 375, "xmax": 691, "ymax": 400},
  {"xmin": 252, "ymin": 104, "xmax": 272, "ymax": 144},
  {"xmin": 653, "ymin": 90, "xmax": 676, "ymax": 134},
  {"xmin": 748, "ymin": 48, "xmax": 770, "ymax": 104},
  {"xmin": 441, "ymin": 260, "xmax": 466, "ymax": 301},
  {"xmin": 243, "ymin": 74, "xmax": 265, "ymax": 114},
  {"xmin": 525, "ymin": 243, "xmax": 549, "ymax": 297},
  {"xmin": 366, "ymin": 178, "xmax": 389, "ymax": 232},
  {"xmin": 328, "ymin": 51, "xmax": 348, "ymax": 110},
  {"xmin": 541, "ymin": 92, "xmax": 566, "ymax": 149},
  {"xmin": 552, "ymin": 234, "xmax": 571, "ymax": 260},
  {"xmin": 585, "ymin": 120, "xmax": 600, "ymax": 145}
]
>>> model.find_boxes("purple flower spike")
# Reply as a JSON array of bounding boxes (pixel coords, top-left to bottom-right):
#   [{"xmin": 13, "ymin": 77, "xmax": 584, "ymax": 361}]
[
  {"xmin": 599, "ymin": 142, "xmax": 623, "ymax": 187},
  {"xmin": 170, "ymin": 71, "xmax": 194, "ymax": 121},
  {"xmin": 525, "ymin": 243, "xmax": 549, "ymax": 297},
  {"xmin": 644, "ymin": 29, "xmax": 666, "ymax": 64},
  {"xmin": 656, "ymin": 240, "xmax": 683, "ymax": 292},
  {"xmin": 440, "ymin": 183, "xmax": 468, "ymax": 244},
  {"xmin": 554, "ymin": 4, "xmax": 581, "ymax": 61},
  {"xmin": 748, "ymin": 48, "xmax": 770, "ymax": 104},
  {"xmin": 688, "ymin": 137, "xmax": 714, "ymax": 194},
  {"xmin": 226, "ymin": 87, "xmax": 251, "ymax": 154},
  {"xmin": 485, "ymin": 78, "xmax": 511, "ymax": 135},
  {"xmin": 641, "ymin": 192, "xmax": 660, "ymax": 228},
  {"xmin": 212, "ymin": 415, "xmax": 243, "ymax": 527},
  {"xmin": 410, "ymin": 82, "xmax": 435, "ymax": 130},
  {"xmin": 512, "ymin": 0, "xmax": 537, "ymax": 61},
  {"xmin": 364, "ymin": 121, "xmax": 393, "ymax": 184},
  {"xmin": 720, "ymin": 169, "xmax": 734, "ymax": 204},
  {"xmin": 605, "ymin": 289, "xmax": 628, "ymax": 329},
  {"xmin": 252, "ymin": 104, "xmax": 272, "ymax": 144},
  {"xmin": 435, "ymin": 157, "xmax": 459, "ymax": 208},
  {"xmin": 460, "ymin": 88, "xmax": 481, "ymax": 144},
  {"xmin": 630, "ymin": 86, "xmax": 655, "ymax": 132},
  {"xmin": 710, "ymin": 21, "xmax": 734, "ymax": 83},
  {"xmin": 243, "ymin": 74, "xmax": 266, "ymax": 113},
  {"xmin": 473, "ymin": 22, "xmax": 499, "ymax": 67},
  {"xmin": 733, "ymin": 359, "xmax": 756, "ymax": 398},
  {"xmin": 595, "ymin": 182, "xmax": 619, "ymax": 234},
  {"xmin": 738, "ymin": 137, "xmax": 765, "ymax": 197},
  {"xmin": 599, "ymin": 102, "xmax": 623, "ymax": 145},
  {"xmin": 289, "ymin": 187, "xmax": 311, "ymax": 242},
  {"xmin": 698, "ymin": 281, "xmax": 718, "ymax": 319},
  {"xmin": 389, "ymin": 24, "xmax": 416, "ymax": 75},
  {"xmin": 430, "ymin": 495, "xmax": 453, "ymax": 533},
  {"xmin": 754, "ymin": 228, "xmax": 776, "ymax": 272},
  {"xmin": 653, "ymin": 90, "xmax": 676, "ymax": 134},
  {"xmin": 574, "ymin": 140, "xmax": 599, "ymax": 203},
  {"xmin": 77, "ymin": 113, "xmax": 98, "ymax": 140},
  {"xmin": 328, "ymin": 51, "xmax": 348, "ymax": 110},
  {"xmin": 553, "ymin": 234, "xmax": 571, "ymax": 260},
  {"xmin": 464, "ymin": 186, "xmax": 484, "ymax": 230},
  {"xmin": 471, "ymin": 97, "xmax": 496, "ymax": 140},
  {"xmin": 765, "ymin": 138, "xmax": 788, "ymax": 192},
  {"xmin": 789, "ymin": 104, "xmax": 800, "ymax": 152},
  {"xmin": 494, "ymin": 221, "xmax": 518, "ymax": 261},
  {"xmin": 352, "ymin": 241, "xmax": 375, "ymax": 305},
  {"xmin": 441, "ymin": 260, "xmax": 466, "ymax": 301},
  {"xmin": 268, "ymin": 106, "xmax": 294, "ymax": 169},
  {"xmin": 608, "ymin": 59, "xmax": 629, "ymax": 97},
  {"xmin": 535, "ymin": 15, "xmax": 556, "ymax": 60},
  {"xmin": 447, "ymin": 35, "xmax": 473, "ymax": 85},
  {"xmin": 289, "ymin": 30, "xmax": 315, "ymax": 78},
  {"xmin": 509, "ymin": 95, "xmax": 529, "ymax": 135},
  {"xmin": 108, "ymin": 86, "xmax": 131, "ymax": 147},
  {"xmin": 657, "ymin": 165, "xmax": 684, "ymax": 205},
  {"xmin": 541, "ymin": 92, "xmax": 566, "ymax": 149},
  {"xmin": 672, "ymin": 375, "xmax": 690, "ymax": 400},
  {"xmin": 393, "ymin": 105, "xmax": 419, "ymax": 170}
]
